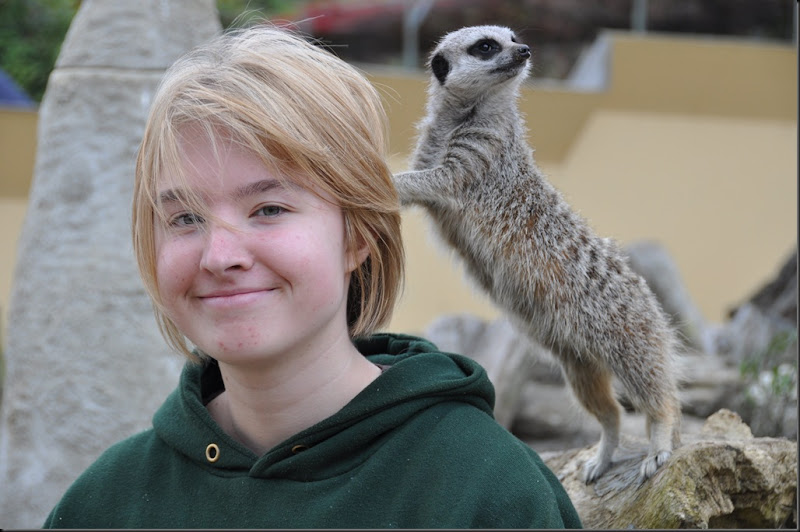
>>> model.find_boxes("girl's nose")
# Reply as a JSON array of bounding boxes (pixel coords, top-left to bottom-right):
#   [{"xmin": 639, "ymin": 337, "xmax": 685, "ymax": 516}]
[{"xmin": 199, "ymin": 224, "xmax": 254, "ymax": 275}]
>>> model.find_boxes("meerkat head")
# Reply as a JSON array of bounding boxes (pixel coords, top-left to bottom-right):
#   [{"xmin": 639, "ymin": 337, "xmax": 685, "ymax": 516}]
[{"xmin": 427, "ymin": 25, "xmax": 531, "ymax": 101}]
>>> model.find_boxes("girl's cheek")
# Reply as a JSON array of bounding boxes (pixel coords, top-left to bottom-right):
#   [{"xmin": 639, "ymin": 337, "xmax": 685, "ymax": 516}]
[{"xmin": 157, "ymin": 240, "xmax": 198, "ymax": 286}]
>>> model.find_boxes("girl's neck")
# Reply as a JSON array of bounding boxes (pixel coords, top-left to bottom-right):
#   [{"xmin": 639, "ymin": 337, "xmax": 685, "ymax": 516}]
[{"xmin": 206, "ymin": 337, "xmax": 381, "ymax": 456}]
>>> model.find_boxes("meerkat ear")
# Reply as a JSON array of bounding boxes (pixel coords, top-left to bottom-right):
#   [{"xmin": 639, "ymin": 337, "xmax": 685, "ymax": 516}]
[{"xmin": 430, "ymin": 53, "xmax": 450, "ymax": 85}]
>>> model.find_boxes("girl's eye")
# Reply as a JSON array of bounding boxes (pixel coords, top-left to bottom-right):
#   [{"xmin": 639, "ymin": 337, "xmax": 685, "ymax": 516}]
[
  {"xmin": 255, "ymin": 205, "xmax": 284, "ymax": 217},
  {"xmin": 170, "ymin": 212, "xmax": 205, "ymax": 227}
]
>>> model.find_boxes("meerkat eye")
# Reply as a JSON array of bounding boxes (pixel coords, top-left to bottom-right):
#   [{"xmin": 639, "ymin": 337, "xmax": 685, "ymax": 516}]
[
  {"xmin": 511, "ymin": 35, "xmax": 518, "ymax": 43},
  {"xmin": 468, "ymin": 39, "xmax": 501, "ymax": 59}
]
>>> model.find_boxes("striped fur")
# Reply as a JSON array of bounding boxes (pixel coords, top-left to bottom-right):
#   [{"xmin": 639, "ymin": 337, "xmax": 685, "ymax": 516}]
[{"xmin": 394, "ymin": 25, "xmax": 682, "ymax": 484}]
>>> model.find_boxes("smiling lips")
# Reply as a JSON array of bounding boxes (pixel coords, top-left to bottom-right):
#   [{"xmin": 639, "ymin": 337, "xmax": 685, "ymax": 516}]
[{"xmin": 198, "ymin": 288, "xmax": 276, "ymax": 307}]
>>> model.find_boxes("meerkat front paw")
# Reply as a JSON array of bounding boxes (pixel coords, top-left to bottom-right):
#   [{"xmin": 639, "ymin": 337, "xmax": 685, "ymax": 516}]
[{"xmin": 391, "ymin": 172, "xmax": 413, "ymax": 206}]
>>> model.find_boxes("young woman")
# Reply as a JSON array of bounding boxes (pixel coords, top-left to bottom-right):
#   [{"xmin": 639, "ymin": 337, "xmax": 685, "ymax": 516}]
[{"xmin": 43, "ymin": 24, "xmax": 581, "ymax": 529}]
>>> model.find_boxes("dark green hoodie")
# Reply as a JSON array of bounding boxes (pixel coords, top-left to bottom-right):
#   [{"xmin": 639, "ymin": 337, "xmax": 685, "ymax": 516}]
[{"xmin": 44, "ymin": 333, "xmax": 581, "ymax": 529}]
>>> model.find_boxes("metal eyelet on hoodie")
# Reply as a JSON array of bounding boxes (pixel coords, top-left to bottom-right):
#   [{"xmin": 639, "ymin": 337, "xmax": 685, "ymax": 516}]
[
  {"xmin": 291, "ymin": 444, "xmax": 308, "ymax": 454},
  {"xmin": 206, "ymin": 443, "xmax": 220, "ymax": 463}
]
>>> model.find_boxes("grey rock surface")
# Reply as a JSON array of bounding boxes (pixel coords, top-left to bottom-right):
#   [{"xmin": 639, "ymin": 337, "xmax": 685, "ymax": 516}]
[{"xmin": 0, "ymin": 1, "xmax": 220, "ymax": 527}]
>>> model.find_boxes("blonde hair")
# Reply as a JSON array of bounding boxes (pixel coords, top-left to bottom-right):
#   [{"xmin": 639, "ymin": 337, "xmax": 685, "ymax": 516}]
[{"xmin": 133, "ymin": 23, "xmax": 404, "ymax": 362}]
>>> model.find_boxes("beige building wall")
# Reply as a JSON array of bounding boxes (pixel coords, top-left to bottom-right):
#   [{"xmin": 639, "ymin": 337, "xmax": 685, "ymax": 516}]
[
  {"xmin": 1, "ymin": 31, "xmax": 797, "ymax": 339},
  {"xmin": 1, "ymin": 108, "xmax": 37, "ymax": 339}
]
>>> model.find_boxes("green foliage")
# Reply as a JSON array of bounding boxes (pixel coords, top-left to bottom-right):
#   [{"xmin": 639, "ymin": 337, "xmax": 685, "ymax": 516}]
[
  {"xmin": 0, "ymin": 0, "xmax": 300, "ymax": 101},
  {"xmin": 0, "ymin": 0, "xmax": 80, "ymax": 102},
  {"xmin": 740, "ymin": 329, "xmax": 798, "ymax": 390},
  {"xmin": 739, "ymin": 328, "xmax": 798, "ymax": 436}
]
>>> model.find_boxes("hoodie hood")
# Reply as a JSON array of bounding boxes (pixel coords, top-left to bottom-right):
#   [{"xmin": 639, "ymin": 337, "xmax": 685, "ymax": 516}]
[{"xmin": 152, "ymin": 333, "xmax": 496, "ymax": 481}]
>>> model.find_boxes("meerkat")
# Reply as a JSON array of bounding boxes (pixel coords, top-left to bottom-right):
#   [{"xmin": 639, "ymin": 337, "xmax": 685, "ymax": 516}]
[{"xmin": 394, "ymin": 25, "xmax": 682, "ymax": 484}]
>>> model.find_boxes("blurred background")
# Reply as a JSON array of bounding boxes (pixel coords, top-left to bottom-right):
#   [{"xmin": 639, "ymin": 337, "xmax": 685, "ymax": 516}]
[
  {"xmin": 0, "ymin": 5, "xmax": 796, "ymax": 528},
  {"xmin": 1, "ymin": 0, "xmax": 797, "ymax": 338}
]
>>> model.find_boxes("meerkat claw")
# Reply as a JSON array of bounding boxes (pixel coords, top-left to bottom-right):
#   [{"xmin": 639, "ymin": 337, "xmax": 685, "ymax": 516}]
[
  {"xmin": 582, "ymin": 456, "xmax": 611, "ymax": 484},
  {"xmin": 638, "ymin": 450, "xmax": 672, "ymax": 483}
]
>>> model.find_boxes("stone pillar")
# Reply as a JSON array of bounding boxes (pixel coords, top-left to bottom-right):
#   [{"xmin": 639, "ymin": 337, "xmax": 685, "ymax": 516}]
[{"xmin": 0, "ymin": 1, "xmax": 220, "ymax": 527}]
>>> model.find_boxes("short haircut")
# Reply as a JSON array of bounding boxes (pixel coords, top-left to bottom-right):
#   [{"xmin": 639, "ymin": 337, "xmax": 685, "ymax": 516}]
[{"xmin": 133, "ymin": 23, "xmax": 404, "ymax": 361}]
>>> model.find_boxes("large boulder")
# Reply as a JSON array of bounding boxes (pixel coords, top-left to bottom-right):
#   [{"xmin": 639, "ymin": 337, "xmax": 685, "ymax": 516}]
[
  {"xmin": 0, "ymin": 1, "xmax": 220, "ymax": 527},
  {"xmin": 542, "ymin": 409, "xmax": 797, "ymax": 529}
]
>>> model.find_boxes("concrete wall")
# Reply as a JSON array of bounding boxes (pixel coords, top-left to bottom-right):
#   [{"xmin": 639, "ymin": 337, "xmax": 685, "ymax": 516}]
[{"xmin": 1, "ymin": 30, "xmax": 797, "ymax": 341}]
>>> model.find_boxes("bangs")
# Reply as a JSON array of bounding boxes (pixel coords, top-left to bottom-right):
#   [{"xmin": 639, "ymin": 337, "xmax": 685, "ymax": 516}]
[{"xmin": 149, "ymin": 118, "xmax": 312, "ymax": 232}]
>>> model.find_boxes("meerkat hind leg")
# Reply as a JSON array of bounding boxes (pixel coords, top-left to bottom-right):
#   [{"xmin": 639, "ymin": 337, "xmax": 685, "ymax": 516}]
[
  {"xmin": 639, "ymin": 398, "xmax": 681, "ymax": 482},
  {"xmin": 560, "ymin": 357, "xmax": 622, "ymax": 484}
]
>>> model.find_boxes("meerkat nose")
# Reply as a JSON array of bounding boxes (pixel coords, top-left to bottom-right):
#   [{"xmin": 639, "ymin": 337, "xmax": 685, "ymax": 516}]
[{"xmin": 517, "ymin": 46, "xmax": 531, "ymax": 59}]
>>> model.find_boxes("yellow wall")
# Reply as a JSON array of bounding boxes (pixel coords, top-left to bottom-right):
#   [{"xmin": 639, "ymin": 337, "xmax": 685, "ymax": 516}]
[
  {"xmin": 0, "ymin": 109, "xmax": 37, "ymax": 198},
  {"xmin": 1, "ymin": 109, "xmax": 36, "ymax": 338},
  {"xmin": 0, "ymin": 199, "xmax": 27, "ymax": 339},
  {"xmin": 1, "ymin": 31, "xmax": 797, "ymax": 340}
]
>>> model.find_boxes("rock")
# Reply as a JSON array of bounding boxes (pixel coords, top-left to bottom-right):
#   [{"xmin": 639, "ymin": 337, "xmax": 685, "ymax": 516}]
[
  {"xmin": 541, "ymin": 409, "xmax": 797, "ymax": 529},
  {"xmin": 708, "ymin": 246, "xmax": 797, "ymax": 364},
  {"xmin": 624, "ymin": 240, "xmax": 708, "ymax": 351},
  {"xmin": 702, "ymin": 247, "xmax": 798, "ymax": 438},
  {"xmin": 709, "ymin": 302, "xmax": 797, "ymax": 366},
  {"xmin": 676, "ymin": 350, "xmax": 743, "ymax": 419},
  {"xmin": 0, "ymin": 1, "xmax": 220, "ymax": 528},
  {"xmin": 699, "ymin": 408, "xmax": 753, "ymax": 440},
  {"xmin": 425, "ymin": 314, "xmax": 545, "ymax": 428},
  {"xmin": 734, "ymin": 246, "xmax": 797, "ymax": 324},
  {"xmin": 511, "ymin": 382, "xmax": 603, "ymax": 454},
  {"xmin": 56, "ymin": 0, "xmax": 221, "ymax": 70}
]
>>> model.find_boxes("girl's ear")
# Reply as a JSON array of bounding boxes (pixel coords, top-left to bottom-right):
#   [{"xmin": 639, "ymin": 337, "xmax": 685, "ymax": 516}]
[
  {"xmin": 346, "ymin": 236, "xmax": 370, "ymax": 273},
  {"xmin": 343, "ymin": 215, "xmax": 371, "ymax": 273}
]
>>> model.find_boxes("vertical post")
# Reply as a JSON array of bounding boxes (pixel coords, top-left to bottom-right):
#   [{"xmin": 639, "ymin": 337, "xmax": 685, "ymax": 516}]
[
  {"xmin": 631, "ymin": 0, "xmax": 648, "ymax": 33},
  {"xmin": 402, "ymin": 0, "xmax": 435, "ymax": 70}
]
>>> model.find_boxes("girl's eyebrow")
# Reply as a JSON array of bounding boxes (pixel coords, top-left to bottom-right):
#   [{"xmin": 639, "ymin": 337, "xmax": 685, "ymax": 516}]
[
  {"xmin": 157, "ymin": 188, "xmax": 186, "ymax": 205},
  {"xmin": 158, "ymin": 179, "xmax": 297, "ymax": 205},
  {"xmin": 233, "ymin": 178, "xmax": 294, "ymax": 200}
]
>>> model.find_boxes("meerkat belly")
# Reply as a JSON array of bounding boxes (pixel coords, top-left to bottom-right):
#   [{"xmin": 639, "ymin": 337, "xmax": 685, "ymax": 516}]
[
  {"xmin": 438, "ymin": 177, "xmax": 641, "ymax": 353},
  {"xmin": 430, "ymin": 205, "xmax": 499, "ymax": 295},
  {"xmin": 430, "ymin": 188, "xmax": 555, "ymax": 330}
]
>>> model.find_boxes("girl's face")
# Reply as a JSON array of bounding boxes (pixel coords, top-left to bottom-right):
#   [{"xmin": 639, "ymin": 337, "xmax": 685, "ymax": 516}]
[{"xmin": 154, "ymin": 129, "xmax": 366, "ymax": 367}]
